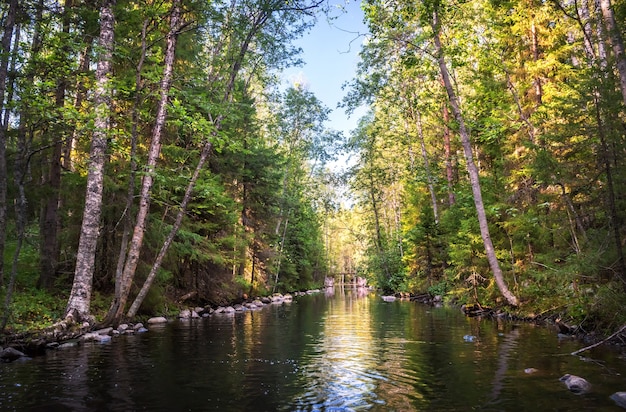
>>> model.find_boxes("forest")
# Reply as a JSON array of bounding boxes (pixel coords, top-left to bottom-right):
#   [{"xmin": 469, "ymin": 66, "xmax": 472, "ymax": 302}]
[{"xmin": 0, "ymin": 0, "xmax": 625, "ymax": 335}]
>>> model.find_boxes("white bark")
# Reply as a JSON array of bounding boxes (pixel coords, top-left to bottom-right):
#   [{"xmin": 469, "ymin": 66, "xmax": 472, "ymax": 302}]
[{"xmin": 65, "ymin": 0, "xmax": 116, "ymax": 322}]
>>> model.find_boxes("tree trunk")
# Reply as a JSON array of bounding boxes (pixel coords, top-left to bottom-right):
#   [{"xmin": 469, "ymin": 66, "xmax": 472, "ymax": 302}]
[
  {"xmin": 39, "ymin": 0, "xmax": 73, "ymax": 290},
  {"xmin": 414, "ymin": 107, "xmax": 439, "ymax": 224},
  {"xmin": 65, "ymin": 0, "xmax": 116, "ymax": 323},
  {"xmin": 442, "ymin": 101, "xmax": 456, "ymax": 206},
  {"xmin": 112, "ymin": 17, "xmax": 149, "ymax": 319},
  {"xmin": 431, "ymin": 8, "xmax": 519, "ymax": 306},
  {"xmin": 599, "ymin": 0, "xmax": 626, "ymax": 106},
  {"xmin": 0, "ymin": 0, "xmax": 18, "ymax": 286},
  {"xmin": 104, "ymin": 0, "xmax": 181, "ymax": 325}
]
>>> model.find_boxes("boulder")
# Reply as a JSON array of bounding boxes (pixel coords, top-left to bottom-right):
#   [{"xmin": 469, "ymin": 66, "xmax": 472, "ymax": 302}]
[
  {"xmin": 559, "ymin": 374, "xmax": 591, "ymax": 394},
  {"xmin": 223, "ymin": 306, "xmax": 236, "ymax": 313},
  {"xmin": 233, "ymin": 304, "xmax": 245, "ymax": 311},
  {"xmin": 132, "ymin": 323, "xmax": 144, "ymax": 331},
  {"xmin": 381, "ymin": 295, "xmax": 396, "ymax": 302},
  {"xmin": 117, "ymin": 323, "xmax": 130, "ymax": 332},
  {"xmin": 147, "ymin": 316, "xmax": 168, "ymax": 324},
  {"xmin": 82, "ymin": 332, "xmax": 112, "ymax": 343},
  {"xmin": 0, "ymin": 347, "xmax": 27, "ymax": 362},
  {"xmin": 94, "ymin": 327, "xmax": 113, "ymax": 335}
]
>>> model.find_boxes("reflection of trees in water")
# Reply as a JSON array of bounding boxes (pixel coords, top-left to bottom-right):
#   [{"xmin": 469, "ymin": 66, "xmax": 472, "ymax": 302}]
[{"xmin": 486, "ymin": 328, "xmax": 520, "ymax": 406}]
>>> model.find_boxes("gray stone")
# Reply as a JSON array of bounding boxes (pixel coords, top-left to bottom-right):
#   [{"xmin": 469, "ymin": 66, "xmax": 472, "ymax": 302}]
[
  {"xmin": 94, "ymin": 327, "xmax": 113, "ymax": 335},
  {"xmin": 0, "ymin": 347, "xmax": 27, "ymax": 362},
  {"xmin": 233, "ymin": 304, "xmax": 244, "ymax": 311},
  {"xmin": 147, "ymin": 316, "xmax": 168, "ymax": 324},
  {"xmin": 133, "ymin": 323, "xmax": 144, "ymax": 331},
  {"xmin": 223, "ymin": 306, "xmax": 236, "ymax": 313},
  {"xmin": 117, "ymin": 323, "xmax": 130, "ymax": 332},
  {"xmin": 610, "ymin": 392, "xmax": 626, "ymax": 409},
  {"xmin": 560, "ymin": 374, "xmax": 591, "ymax": 394}
]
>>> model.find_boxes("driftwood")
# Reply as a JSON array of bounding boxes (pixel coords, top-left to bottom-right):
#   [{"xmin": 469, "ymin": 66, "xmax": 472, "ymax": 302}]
[{"xmin": 571, "ymin": 324, "xmax": 626, "ymax": 356}]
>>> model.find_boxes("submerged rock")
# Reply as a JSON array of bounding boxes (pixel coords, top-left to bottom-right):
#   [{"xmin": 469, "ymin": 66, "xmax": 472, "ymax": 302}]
[
  {"xmin": 610, "ymin": 392, "xmax": 626, "ymax": 409},
  {"xmin": 559, "ymin": 374, "xmax": 591, "ymax": 394}
]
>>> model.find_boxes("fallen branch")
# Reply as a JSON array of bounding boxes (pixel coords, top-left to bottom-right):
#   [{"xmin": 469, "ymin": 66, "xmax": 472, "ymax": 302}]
[{"xmin": 571, "ymin": 324, "xmax": 626, "ymax": 356}]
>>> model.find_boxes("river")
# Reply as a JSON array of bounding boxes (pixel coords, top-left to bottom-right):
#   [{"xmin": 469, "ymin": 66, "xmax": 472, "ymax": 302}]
[{"xmin": 1, "ymin": 287, "xmax": 625, "ymax": 411}]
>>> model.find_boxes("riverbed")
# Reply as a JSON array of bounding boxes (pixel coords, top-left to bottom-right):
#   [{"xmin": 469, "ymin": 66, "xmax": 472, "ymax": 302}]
[{"xmin": 1, "ymin": 288, "xmax": 625, "ymax": 411}]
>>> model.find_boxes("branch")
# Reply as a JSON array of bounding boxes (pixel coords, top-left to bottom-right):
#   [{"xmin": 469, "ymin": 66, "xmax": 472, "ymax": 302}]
[{"xmin": 570, "ymin": 324, "xmax": 626, "ymax": 356}]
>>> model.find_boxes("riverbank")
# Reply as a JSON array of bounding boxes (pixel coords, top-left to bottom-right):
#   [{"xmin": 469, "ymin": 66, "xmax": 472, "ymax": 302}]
[
  {"xmin": 0, "ymin": 290, "xmax": 320, "ymax": 362},
  {"xmin": 2, "ymin": 288, "xmax": 625, "ymax": 363}
]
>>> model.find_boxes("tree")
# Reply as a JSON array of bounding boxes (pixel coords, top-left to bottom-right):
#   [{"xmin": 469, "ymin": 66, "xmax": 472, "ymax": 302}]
[
  {"xmin": 0, "ymin": 0, "xmax": 19, "ymax": 286},
  {"xmin": 430, "ymin": 4, "xmax": 519, "ymax": 306},
  {"xmin": 65, "ymin": 0, "xmax": 116, "ymax": 323}
]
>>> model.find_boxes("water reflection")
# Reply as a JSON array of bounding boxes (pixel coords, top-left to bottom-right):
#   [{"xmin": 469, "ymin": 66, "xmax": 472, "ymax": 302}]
[
  {"xmin": 2, "ymin": 291, "xmax": 626, "ymax": 411},
  {"xmin": 293, "ymin": 288, "xmax": 383, "ymax": 410}
]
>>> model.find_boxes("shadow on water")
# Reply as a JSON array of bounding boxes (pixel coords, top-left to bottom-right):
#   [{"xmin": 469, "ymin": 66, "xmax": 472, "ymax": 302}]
[{"xmin": 1, "ymin": 288, "xmax": 625, "ymax": 411}]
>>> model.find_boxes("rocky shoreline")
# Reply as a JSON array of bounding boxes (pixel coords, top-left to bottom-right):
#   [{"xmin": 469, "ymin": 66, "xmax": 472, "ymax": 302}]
[{"xmin": 0, "ymin": 291, "xmax": 318, "ymax": 363}]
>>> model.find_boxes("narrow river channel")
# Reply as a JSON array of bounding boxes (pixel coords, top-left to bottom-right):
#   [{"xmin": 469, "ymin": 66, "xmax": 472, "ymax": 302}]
[{"xmin": 1, "ymin": 288, "xmax": 625, "ymax": 411}]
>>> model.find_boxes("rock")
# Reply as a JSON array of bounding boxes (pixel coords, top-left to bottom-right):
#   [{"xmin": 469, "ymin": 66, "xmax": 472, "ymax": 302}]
[
  {"xmin": 82, "ymin": 333, "xmax": 112, "ymax": 343},
  {"xmin": 214, "ymin": 306, "xmax": 225, "ymax": 313},
  {"xmin": 0, "ymin": 347, "xmax": 27, "ymax": 362},
  {"xmin": 147, "ymin": 316, "xmax": 168, "ymax": 324},
  {"xmin": 260, "ymin": 297, "xmax": 272, "ymax": 304},
  {"xmin": 560, "ymin": 374, "xmax": 591, "ymax": 394},
  {"xmin": 136, "ymin": 327, "xmax": 149, "ymax": 333},
  {"xmin": 610, "ymin": 392, "xmax": 626, "ymax": 409},
  {"xmin": 233, "ymin": 304, "xmax": 244, "ymax": 311},
  {"xmin": 223, "ymin": 306, "xmax": 236, "ymax": 313},
  {"xmin": 133, "ymin": 323, "xmax": 144, "ymax": 331},
  {"xmin": 283, "ymin": 294, "xmax": 293, "ymax": 301},
  {"xmin": 381, "ymin": 295, "xmax": 396, "ymax": 302},
  {"xmin": 194, "ymin": 307, "xmax": 204, "ymax": 315},
  {"xmin": 57, "ymin": 341, "xmax": 79, "ymax": 349},
  {"xmin": 178, "ymin": 309, "xmax": 199, "ymax": 319},
  {"xmin": 524, "ymin": 368, "xmax": 539, "ymax": 374},
  {"xmin": 117, "ymin": 323, "xmax": 130, "ymax": 332},
  {"xmin": 94, "ymin": 327, "xmax": 113, "ymax": 335},
  {"xmin": 463, "ymin": 335, "xmax": 476, "ymax": 342}
]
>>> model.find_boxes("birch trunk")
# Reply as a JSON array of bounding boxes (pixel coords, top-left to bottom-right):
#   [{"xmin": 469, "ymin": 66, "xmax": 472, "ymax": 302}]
[
  {"xmin": 65, "ymin": 0, "xmax": 116, "ymax": 322},
  {"xmin": 103, "ymin": 0, "xmax": 181, "ymax": 326},
  {"xmin": 127, "ymin": 6, "xmax": 277, "ymax": 317},
  {"xmin": 431, "ymin": 8, "xmax": 519, "ymax": 306}
]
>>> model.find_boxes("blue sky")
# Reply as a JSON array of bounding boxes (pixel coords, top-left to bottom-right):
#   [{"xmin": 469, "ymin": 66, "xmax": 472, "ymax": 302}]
[{"xmin": 282, "ymin": 0, "xmax": 369, "ymax": 138}]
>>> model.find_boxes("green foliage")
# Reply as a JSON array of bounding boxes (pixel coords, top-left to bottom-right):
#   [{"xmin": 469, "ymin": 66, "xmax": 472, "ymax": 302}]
[
  {"xmin": 428, "ymin": 280, "xmax": 449, "ymax": 297},
  {"xmin": 1, "ymin": 288, "xmax": 66, "ymax": 332}
]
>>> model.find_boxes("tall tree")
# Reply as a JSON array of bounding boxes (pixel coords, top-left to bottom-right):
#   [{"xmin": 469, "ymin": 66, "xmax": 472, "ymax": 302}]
[
  {"xmin": 0, "ymin": 0, "xmax": 19, "ymax": 286},
  {"xmin": 65, "ymin": 0, "xmax": 116, "ymax": 323},
  {"xmin": 430, "ymin": 4, "xmax": 519, "ymax": 306},
  {"xmin": 103, "ymin": 0, "xmax": 182, "ymax": 325}
]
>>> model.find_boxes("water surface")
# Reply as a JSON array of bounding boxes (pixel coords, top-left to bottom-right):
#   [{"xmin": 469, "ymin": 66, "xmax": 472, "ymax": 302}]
[{"xmin": 1, "ymin": 288, "xmax": 625, "ymax": 411}]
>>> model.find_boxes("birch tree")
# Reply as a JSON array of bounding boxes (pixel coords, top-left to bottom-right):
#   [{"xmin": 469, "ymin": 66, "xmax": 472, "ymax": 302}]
[{"xmin": 65, "ymin": 0, "xmax": 116, "ymax": 322}]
